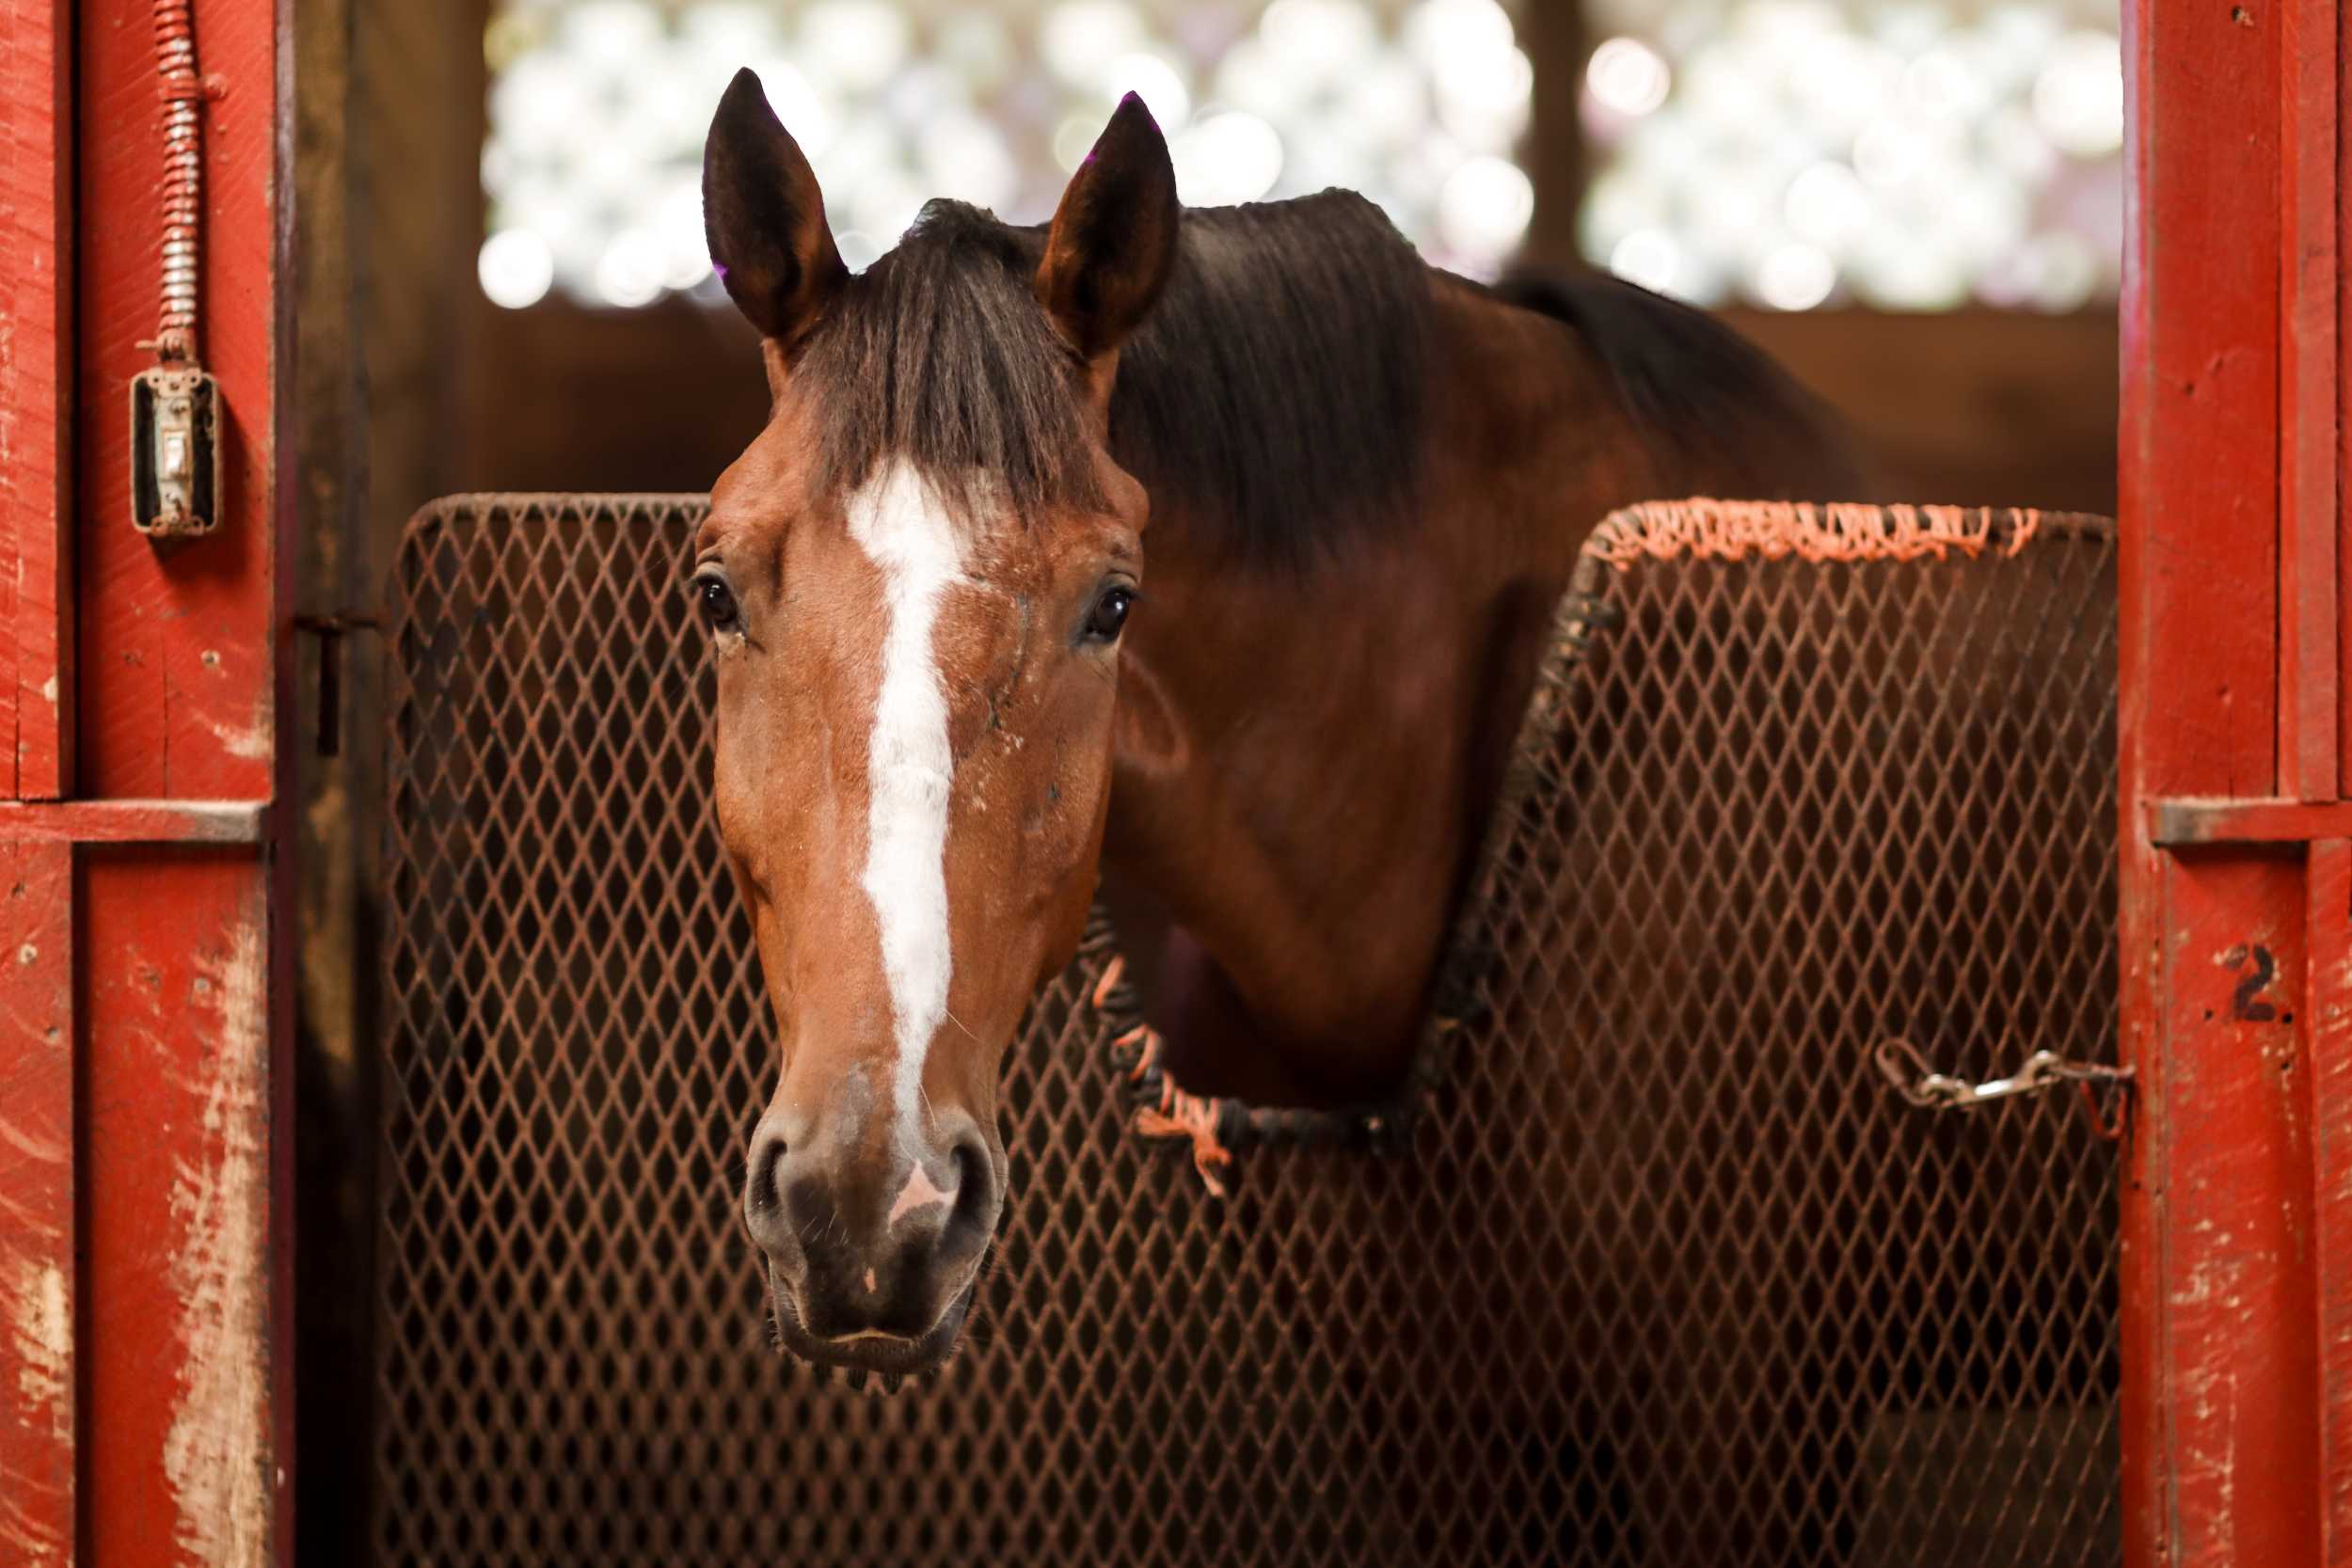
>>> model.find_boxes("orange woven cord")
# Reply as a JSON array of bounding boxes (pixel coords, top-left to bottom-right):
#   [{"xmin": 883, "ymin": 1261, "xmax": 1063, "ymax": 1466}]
[
  {"xmin": 1112, "ymin": 1023, "xmax": 1164, "ymax": 1082},
  {"xmin": 1091, "ymin": 955, "xmax": 1126, "ymax": 1009},
  {"xmin": 1591, "ymin": 500, "xmax": 2042, "ymax": 568},
  {"xmin": 1133, "ymin": 1085, "xmax": 1235, "ymax": 1199}
]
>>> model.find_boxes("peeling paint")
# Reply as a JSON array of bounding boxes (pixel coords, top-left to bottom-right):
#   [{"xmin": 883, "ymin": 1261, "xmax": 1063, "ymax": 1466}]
[
  {"xmin": 1, "ymin": 1251, "xmax": 70, "ymax": 1568},
  {"xmin": 6, "ymin": 1258, "xmax": 68, "ymax": 1434},
  {"xmin": 36, "ymin": 674, "xmax": 55, "ymax": 705},
  {"xmin": 205, "ymin": 715, "xmax": 271, "ymax": 762},
  {"xmin": 0, "ymin": 1502, "xmax": 67, "ymax": 1568},
  {"xmin": 161, "ymin": 917, "xmax": 270, "ymax": 1568},
  {"xmin": 0, "ymin": 1115, "xmax": 65, "ymax": 1166}
]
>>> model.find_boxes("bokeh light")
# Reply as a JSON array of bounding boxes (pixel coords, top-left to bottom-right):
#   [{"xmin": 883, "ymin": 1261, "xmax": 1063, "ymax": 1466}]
[
  {"xmin": 478, "ymin": 227, "xmax": 556, "ymax": 309},
  {"xmin": 1581, "ymin": 0, "xmax": 2123, "ymax": 311},
  {"xmin": 483, "ymin": 0, "xmax": 1536, "ymax": 309}
]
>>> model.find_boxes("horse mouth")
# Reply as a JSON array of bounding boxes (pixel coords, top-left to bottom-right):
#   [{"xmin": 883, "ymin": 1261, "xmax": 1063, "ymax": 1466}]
[{"xmin": 765, "ymin": 1266, "xmax": 976, "ymax": 1380}]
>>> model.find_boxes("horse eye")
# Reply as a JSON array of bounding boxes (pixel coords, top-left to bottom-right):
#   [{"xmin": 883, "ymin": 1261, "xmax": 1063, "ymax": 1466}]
[
  {"xmin": 1085, "ymin": 585, "xmax": 1136, "ymax": 642},
  {"xmin": 695, "ymin": 576, "xmax": 740, "ymax": 632}
]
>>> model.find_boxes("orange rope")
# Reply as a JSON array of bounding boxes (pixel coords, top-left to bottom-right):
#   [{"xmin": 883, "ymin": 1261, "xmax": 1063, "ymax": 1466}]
[
  {"xmin": 1098, "ymin": 994, "xmax": 1235, "ymax": 1196},
  {"xmin": 1112, "ymin": 1023, "xmax": 1163, "ymax": 1082},
  {"xmin": 1592, "ymin": 500, "xmax": 2041, "ymax": 568},
  {"xmin": 1134, "ymin": 1085, "xmax": 1234, "ymax": 1199}
]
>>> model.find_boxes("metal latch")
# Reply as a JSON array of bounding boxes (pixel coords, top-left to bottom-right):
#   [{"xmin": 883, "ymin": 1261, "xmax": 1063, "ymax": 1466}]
[
  {"xmin": 1875, "ymin": 1038, "xmax": 2134, "ymax": 1138},
  {"xmin": 131, "ymin": 364, "xmax": 223, "ymax": 539},
  {"xmin": 294, "ymin": 612, "xmax": 383, "ymax": 757}
]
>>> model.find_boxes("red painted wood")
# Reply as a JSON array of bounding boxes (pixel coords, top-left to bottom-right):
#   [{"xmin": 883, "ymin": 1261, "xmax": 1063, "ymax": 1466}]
[
  {"xmin": 81, "ymin": 852, "xmax": 273, "ymax": 1568},
  {"xmin": 0, "ymin": 841, "xmax": 74, "ymax": 1568},
  {"xmin": 2117, "ymin": 1, "xmax": 2332, "ymax": 1564},
  {"xmin": 77, "ymin": 0, "xmax": 277, "ymax": 802},
  {"xmin": 2311, "ymin": 841, "xmax": 2352, "ymax": 1566},
  {"xmin": 2116, "ymin": 9, "xmax": 2281, "ymax": 800},
  {"xmin": 0, "ymin": 0, "xmax": 74, "ymax": 800},
  {"xmin": 0, "ymin": 799, "xmax": 268, "ymax": 844},
  {"xmin": 2280, "ymin": 0, "xmax": 2339, "ymax": 801},
  {"xmin": 2124, "ymin": 854, "xmax": 2321, "ymax": 1568},
  {"xmin": 2341, "ymin": 0, "xmax": 2352, "ymax": 793},
  {"xmin": 2149, "ymin": 797, "xmax": 2352, "ymax": 846},
  {"xmin": 58, "ymin": 3, "xmax": 289, "ymax": 1565}
]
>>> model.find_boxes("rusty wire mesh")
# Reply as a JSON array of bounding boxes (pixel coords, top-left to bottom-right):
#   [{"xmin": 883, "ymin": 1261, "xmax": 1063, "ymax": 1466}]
[{"xmin": 377, "ymin": 494, "xmax": 2121, "ymax": 1568}]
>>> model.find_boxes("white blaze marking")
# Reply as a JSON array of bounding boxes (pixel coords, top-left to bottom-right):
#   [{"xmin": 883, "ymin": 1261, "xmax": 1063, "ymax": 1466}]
[
  {"xmin": 888, "ymin": 1162, "xmax": 952, "ymax": 1227},
  {"xmin": 845, "ymin": 460, "xmax": 966, "ymax": 1147}
]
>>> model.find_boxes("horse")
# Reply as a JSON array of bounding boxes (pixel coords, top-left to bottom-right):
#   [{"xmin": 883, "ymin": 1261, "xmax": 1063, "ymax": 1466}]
[{"xmin": 691, "ymin": 68, "xmax": 1864, "ymax": 1374}]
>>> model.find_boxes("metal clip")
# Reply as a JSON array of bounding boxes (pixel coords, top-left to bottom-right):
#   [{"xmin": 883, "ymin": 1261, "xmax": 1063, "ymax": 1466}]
[{"xmin": 1875, "ymin": 1038, "xmax": 2134, "ymax": 1137}]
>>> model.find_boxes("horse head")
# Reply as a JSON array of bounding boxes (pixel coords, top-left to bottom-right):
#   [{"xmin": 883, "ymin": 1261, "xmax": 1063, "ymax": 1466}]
[{"xmin": 696, "ymin": 70, "xmax": 1175, "ymax": 1374}]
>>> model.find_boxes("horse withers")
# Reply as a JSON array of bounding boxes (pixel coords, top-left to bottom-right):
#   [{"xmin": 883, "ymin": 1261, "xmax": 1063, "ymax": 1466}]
[{"xmin": 692, "ymin": 69, "xmax": 1861, "ymax": 1374}]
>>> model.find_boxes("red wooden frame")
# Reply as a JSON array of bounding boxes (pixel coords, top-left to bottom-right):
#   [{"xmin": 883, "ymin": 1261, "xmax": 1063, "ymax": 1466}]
[
  {"xmin": 2120, "ymin": 2, "xmax": 2347, "ymax": 1565},
  {"xmin": 0, "ymin": 0, "xmax": 73, "ymax": 801},
  {"xmin": 0, "ymin": 2, "xmax": 2344, "ymax": 1564},
  {"xmin": 1, "ymin": 3, "xmax": 293, "ymax": 1566}
]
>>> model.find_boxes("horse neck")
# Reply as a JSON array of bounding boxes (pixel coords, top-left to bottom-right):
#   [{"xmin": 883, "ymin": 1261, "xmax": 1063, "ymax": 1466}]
[{"xmin": 1101, "ymin": 279, "xmax": 1658, "ymax": 1100}]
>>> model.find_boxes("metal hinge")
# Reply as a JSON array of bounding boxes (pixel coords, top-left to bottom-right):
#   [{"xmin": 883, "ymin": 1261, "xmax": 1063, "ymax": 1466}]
[{"xmin": 1875, "ymin": 1038, "xmax": 2134, "ymax": 1139}]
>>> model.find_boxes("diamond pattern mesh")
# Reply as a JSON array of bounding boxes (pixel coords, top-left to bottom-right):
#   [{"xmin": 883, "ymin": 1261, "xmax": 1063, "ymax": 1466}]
[{"xmin": 377, "ymin": 494, "xmax": 2121, "ymax": 1567}]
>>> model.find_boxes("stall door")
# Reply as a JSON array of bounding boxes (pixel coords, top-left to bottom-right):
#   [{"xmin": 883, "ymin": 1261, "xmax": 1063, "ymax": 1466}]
[{"xmin": 2117, "ymin": 2, "xmax": 2352, "ymax": 1564}]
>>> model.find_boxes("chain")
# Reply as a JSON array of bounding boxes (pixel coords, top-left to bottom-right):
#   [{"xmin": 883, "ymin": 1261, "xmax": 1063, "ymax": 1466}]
[{"xmin": 1874, "ymin": 1038, "xmax": 2134, "ymax": 1138}]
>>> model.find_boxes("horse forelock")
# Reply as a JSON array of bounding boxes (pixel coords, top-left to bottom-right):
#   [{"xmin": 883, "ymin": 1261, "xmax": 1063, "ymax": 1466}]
[{"xmin": 786, "ymin": 193, "xmax": 1434, "ymax": 571}]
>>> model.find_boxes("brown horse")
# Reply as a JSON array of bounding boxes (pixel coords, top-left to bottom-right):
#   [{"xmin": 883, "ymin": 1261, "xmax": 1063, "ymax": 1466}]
[{"xmin": 693, "ymin": 69, "xmax": 1862, "ymax": 1374}]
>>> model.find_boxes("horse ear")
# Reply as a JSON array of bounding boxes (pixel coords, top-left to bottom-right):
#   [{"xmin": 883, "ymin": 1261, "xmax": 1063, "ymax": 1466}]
[
  {"xmin": 1035, "ymin": 94, "xmax": 1180, "ymax": 369},
  {"xmin": 703, "ymin": 68, "xmax": 845, "ymax": 353}
]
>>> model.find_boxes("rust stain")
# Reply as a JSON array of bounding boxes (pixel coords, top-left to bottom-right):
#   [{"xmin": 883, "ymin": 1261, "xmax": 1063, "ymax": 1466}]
[{"xmin": 162, "ymin": 916, "xmax": 269, "ymax": 1568}]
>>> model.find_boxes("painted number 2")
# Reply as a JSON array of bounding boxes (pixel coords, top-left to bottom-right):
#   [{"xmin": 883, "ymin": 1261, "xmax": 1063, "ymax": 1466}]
[{"xmin": 2223, "ymin": 943, "xmax": 2278, "ymax": 1022}]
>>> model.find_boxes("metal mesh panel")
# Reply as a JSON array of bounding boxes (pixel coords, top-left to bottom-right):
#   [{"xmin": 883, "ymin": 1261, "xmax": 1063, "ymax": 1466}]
[{"xmin": 378, "ymin": 494, "xmax": 2120, "ymax": 1568}]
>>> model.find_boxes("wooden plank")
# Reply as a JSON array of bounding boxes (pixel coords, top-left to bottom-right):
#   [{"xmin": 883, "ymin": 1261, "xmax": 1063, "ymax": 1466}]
[
  {"xmin": 2140, "ymin": 854, "xmax": 2320, "ymax": 1567},
  {"xmin": 2150, "ymin": 798, "xmax": 2352, "ymax": 846},
  {"xmin": 2311, "ymin": 841, "xmax": 2352, "ymax": 1567},
  {"xmin": 0, "ymin": 841, "xmax": 73, "ymax": 1568},
  {"xmin": 78, "ymin": 0, "xmax": 277, "ymax": 801},
  {"xmin": 2117, "ymin": 2, "xmax": 2299, "ymax": 1565},
  {"xmin": 81, "ymin": 851, "xmax": 272, "ymax": 1568},
  {"xmin": 2280, "ymin": 0, "xmax": 2340, "ymax": 800},
  {"xmin": 2341, "ymin": 0, "xmax": 2352, "ymax": 794},
  {"xmin": 69, "ymin": 3, "xmax": 287, "ymax": 1564},
  {"xmin": 0, "ymin": 798, "xmax": 269, "ymax": 844},
  {"xmin": 1517, "ymin": 0, "xmax": 1585, "ymax": 271},
  {"xmin": 0, "ymin": 0, "xmax": 74, "ymax": 800}
]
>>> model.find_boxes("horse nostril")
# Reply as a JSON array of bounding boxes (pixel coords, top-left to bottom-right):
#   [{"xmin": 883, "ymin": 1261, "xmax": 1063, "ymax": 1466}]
[
  {"xmin": 947, "ymin": 1130, "xmax": 994, "ymax": 1235},
  {"xmin": 743, "ymin": 1131, "xmax": 792, "ymax": 1252},
  {"xmin": 752, "ymin": 1139, "xmax": 786, "ymax": 1213}
]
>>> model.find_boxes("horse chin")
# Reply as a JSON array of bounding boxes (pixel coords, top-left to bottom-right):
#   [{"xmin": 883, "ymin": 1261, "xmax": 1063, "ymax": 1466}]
[{"xmin": 765, "ymin": 1265, "xmax": 977, "ymax": 1382}]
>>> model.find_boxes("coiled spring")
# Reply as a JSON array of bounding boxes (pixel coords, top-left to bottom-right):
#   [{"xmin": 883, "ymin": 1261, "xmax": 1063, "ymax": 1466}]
[{"xmin": 153, "ymin": 0, "xmax": 202, "ymax": 361}]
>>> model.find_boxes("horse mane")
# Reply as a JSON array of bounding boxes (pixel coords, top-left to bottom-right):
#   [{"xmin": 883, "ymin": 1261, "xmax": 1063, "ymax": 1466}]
[
  {"xmin": 1491, "ymin": 268, "xmax": 1868, "ymax": 498},
  {"xmin": 1112, "ymin": 195, "xmax": 1430, "ymax": 568},
  {"xmin": 795, "ymin": 195, "xmax": 1430, "ymax": 569}
]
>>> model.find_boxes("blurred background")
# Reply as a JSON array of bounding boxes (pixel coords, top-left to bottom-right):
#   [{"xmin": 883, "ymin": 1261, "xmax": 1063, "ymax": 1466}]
[
  {"xmin": 291, "ymin": 7, "xmax": 2121, "ymax": 1550},
  {"xmin": 299, "ymin": 0, "xmax": 2122, "ymax": 540}
]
